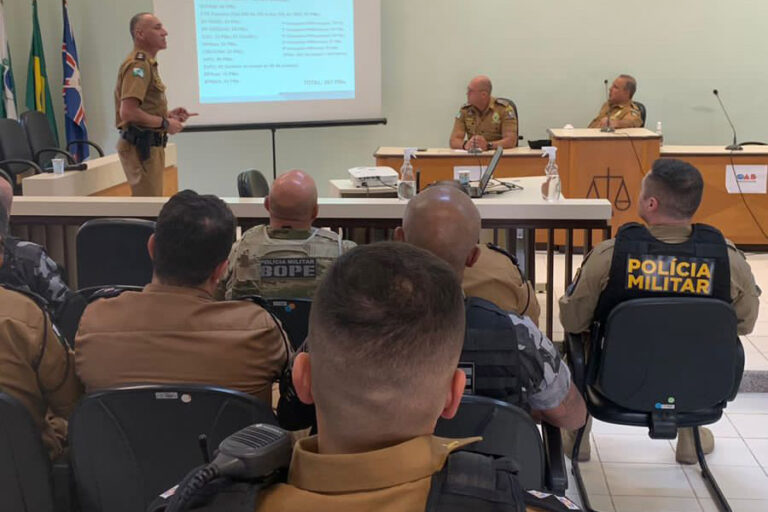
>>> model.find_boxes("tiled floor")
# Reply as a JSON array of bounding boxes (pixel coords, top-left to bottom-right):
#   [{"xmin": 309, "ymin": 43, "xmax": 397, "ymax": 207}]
[{"xmin": 534, "ymin": 251, "xmax": 768, "ymax": 511}]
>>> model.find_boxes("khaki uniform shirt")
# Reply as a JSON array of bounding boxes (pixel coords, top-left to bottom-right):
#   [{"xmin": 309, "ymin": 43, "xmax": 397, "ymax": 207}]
[
  {"xmin": 559, "ymin": 224, "xmax": 761, "ymax": 335},
  {"xmin": 114, "ymin": 49, "xmax": 168, "ymax": 129},
  {"xmin": 217, "ymin": 226, "xmax": 356, "ymax": 300},
  {"xmin": 256, "ymin": 435, "xmax": 493, "ymax": 512},
  {"xmin": 463, "ymin": 244, "xmax": 541, "ymax": 326},
  {"xmin": 0, "ymin": 286, "xmax": 82, "ymax": 459},
  {"xmin": 75, "ymin": 283, "xmax": 289, "ymax": 405},
  {"xmin": 452, "ymin": 97, "xmax": 518, "ymax": 147},
  {"xmin": 588, "ymin": 101, "xmax": 643, "ymax": 129}
]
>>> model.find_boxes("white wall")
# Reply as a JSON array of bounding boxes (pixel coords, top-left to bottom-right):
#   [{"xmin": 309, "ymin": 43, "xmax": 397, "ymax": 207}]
[{"xmin": 4, "ymin": 0, "xmax": 768, "ymax": 197}]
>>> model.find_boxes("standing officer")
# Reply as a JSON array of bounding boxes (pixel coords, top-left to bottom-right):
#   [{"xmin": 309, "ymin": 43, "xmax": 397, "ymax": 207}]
[
  {"xmin": 588, "ymin": 74, "xmax": 643, "ymax": 129},
  {"xmin": 449, "ymin": 75, "xmax": 518, "ymax": 150},
  {"xmin": 115, "ymin": 13, "xmax": 195, "ymax": 196}
]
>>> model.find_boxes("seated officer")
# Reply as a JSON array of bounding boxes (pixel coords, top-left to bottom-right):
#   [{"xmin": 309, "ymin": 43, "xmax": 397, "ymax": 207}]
[
  {"xmin": 257, "ymin": 243, "xmax": 550, "ymax": 511},
  {"xmin": 76, "ymin": 190, "xmax": 289, "ymax": 407},
  {"xmin": 560, "ymin": 158, "xmax": 761, "ymax": 463},
  {"xmin": 217, "ymin": 170, "xmax": 355, "ymax": 300},
  {"xmin": 587, "ymin": 74, "xmax": 643, "ymax": 129},
  {"xmin": 449, "ymin": 75, "xmax": 518, "ymax": 150},
  {"xmin": 463, "ymin": 243, "xmax": 541, "ymax": 326},
  {"xmin": 0, "ymin": 178, "xmax": 86, "ymax": 345},
  {"xmin": 0, "ymin": 250, "xmax": 83, "ymax": 459},
  {"xmin": 395, "ymin": 185, "xmax": 586, "ymax": 431}
]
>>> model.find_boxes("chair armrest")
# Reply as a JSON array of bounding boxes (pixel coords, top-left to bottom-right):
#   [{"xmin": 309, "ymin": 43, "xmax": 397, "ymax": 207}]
[
  {"xmin": 564, "ymin": 332, "xmax": 587, "ymax": 393},
  {"xmin": 542, "ymin": 421, "xmax": 567, "ymax": 495},
  {"xmin": 68, "ymin": 139, "xmax": 105, "ymax": 158},
  {"xmin": 34, "ymin": 147, "xmax": 76, "ymax": 165},
  {"xmin": 0, "ymin": 158, "xmax": 43, "ymax": 174}
]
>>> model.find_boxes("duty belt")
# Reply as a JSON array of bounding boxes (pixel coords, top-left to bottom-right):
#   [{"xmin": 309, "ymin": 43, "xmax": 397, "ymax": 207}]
[{"xmin": 120, "ymin": 125, "xmax": 168, "ymax": 161}]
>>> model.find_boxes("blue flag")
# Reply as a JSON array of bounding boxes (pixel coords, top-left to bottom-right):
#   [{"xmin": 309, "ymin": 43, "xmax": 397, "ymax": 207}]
[{"xmin": 61, "ymin": 0, "xmax": 88, "ymax": 161}]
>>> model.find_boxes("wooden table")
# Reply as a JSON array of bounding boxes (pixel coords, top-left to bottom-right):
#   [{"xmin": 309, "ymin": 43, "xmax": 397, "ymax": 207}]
[
  {"xmin": 374, "ymin": 146, "xmax": 544, "ymax": 190},
  {"xmin": 21, "ymin": 143, "xmax": 179, "ymax": 197}
]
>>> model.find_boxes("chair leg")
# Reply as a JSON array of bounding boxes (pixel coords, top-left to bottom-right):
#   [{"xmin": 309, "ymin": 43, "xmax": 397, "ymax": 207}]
[
  {"xmin": 694, "ymin": 426, "xmax": 731, "ymax": 512},
  {"xmin": 570, "ymin": 418, "xmax": 599, "ymax": 512}
]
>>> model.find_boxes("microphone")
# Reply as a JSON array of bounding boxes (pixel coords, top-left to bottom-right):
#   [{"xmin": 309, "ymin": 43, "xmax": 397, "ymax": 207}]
[
  {"xmin": 600, "ymin": 79, "xmax": 614, "ymax": 133},
  {"xmin": 65, "ymin": 163, "xmax": 88, "ymax": 171},
  {"xmin": 712, "ymin": 89, "xmax": 742, "ymax": 151}
]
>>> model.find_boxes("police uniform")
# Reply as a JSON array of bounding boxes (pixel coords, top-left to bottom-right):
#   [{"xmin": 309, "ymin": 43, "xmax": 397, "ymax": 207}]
[
  {"xmin": 588, "ymin": 101, "xmax": 643, "ymax": 129},
  {"xmin": 0, "ymin": 236, "xmax": 85, "ymax": 344},
  {"xmin": 559, "ymin": 224, "xmax": 761, "ymax": 335},
  {"xmin": 463, "ymin": 243, "xmax": 541, "ymax": 326},
  {"xmin": 0, "ymin": 285, "xmax": 82, "ymax": 460},
  {"xmin": 114, "ymin": 49, "xmax": 168, "ymax": 197},
  {"xmin": 75, "ymin": 283, "xmax": 290, "ymax": 406},
  {"xmin": 452, "ymin": 97, "xmax": 518, "ymax": 148},
  {"xmin": 217, "ymin": 226, "xmax": 356, "ymax": 300},
  {"xmin": 463, "ymin": 297, "xmax": 572, "ymax": 412}
]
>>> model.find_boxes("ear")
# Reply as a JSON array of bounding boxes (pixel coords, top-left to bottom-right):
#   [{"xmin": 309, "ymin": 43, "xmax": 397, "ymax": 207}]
[
  {"xmin": 465, "ymin": 245, "xmax": 481, "ymax": 269},
  {"xmin": 264, "ymin": 196, "xmax": 271, "ymax": 214},
  {"xmin": 393, "ymin": 226, "xmax": 405, "ymax": 242},
  {"xmin": 440, "ymin": 369, "xmax": 466, "ymax": 420},
  {"xmin": 292, "ymin": 352, "xmax": 315, "ymax": 405},
  {"xmin": 147, "ymin": 234, "xmax": 156, "ymax": 261},
  {"xmin": 647, "ymin": 196, "xmax": 659, "ymax": 213},
  {"xmin": 311, "ymin": 203, "xmax": 319, "ymax": 221}
]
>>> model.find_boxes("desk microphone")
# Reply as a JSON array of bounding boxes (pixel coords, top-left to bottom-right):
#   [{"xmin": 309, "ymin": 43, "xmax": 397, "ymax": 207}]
[
  {"xmin": 65, "ymin": 163, "xmax": 88, "ymax": 171},
  {"xmin": 712, "ymin": 89, "xmax": 743, "ymax": 151},
  {"xmin": 600, "ymin": 79, "xmax": 615, "ymax": 133}
]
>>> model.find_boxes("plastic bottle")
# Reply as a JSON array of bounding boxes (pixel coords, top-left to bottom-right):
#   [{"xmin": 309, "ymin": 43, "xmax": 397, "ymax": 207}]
[
  {"xmin": 656, "ymin": 121, "xmax": 663, "ymax": 146},
  {"xmin": 398, "ymin": 148, "xmax": 417, "ymax": 200},
  {"xmin": 541, "ymin": 146, "xmax": 560, "ymax": 202}
]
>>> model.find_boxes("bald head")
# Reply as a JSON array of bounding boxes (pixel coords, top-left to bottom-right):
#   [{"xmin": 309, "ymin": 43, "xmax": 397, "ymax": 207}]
[
  {"xmin": 470, "ymin": 75, "xmax": 492, "ymax": 94},
  {"xmin": 266, "ymin": 170, "xmax": 318, "ymax": 229},
  {"xmin": 466, "ymin": 75, "xmax": 492, "ymax": 111},
  {"xmin": 400, "ymin": 185, "xmax": 481, "ymax": 276}
]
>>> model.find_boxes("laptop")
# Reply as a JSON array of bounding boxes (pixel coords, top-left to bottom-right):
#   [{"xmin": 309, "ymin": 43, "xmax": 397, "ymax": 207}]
[{"xmin": 468, "ymin": 146, "xmax": 504, "ymax": 198}]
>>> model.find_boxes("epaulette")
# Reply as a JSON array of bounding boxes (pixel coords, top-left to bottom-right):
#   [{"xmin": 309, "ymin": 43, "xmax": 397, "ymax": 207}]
[{"xmin": 135, "ymin": 51, "xmax": 146, "ymax": 61}]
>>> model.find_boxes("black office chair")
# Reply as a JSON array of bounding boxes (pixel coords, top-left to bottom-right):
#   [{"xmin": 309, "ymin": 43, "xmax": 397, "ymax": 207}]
[
  {"xmin": 0, "ymin": 118, "xmax": 43, "ymax": 193},
  {"xmin": 0, "ymin": 392, "xmax": 57, "ymax": 512},
  {"xmin": 237, "ymin": 169, "xmax": 270, "ymax": 198},
  {"xmin": 19, "ymin": 111, "xmax": 102, "ymax": 170},
  {"xmin": 260, "ymin": 298, "xmax": 312, "ymax": 350},
  {"xmin": 634, "ymin": 101, "xmax": 647, "ymax": 127},
  {"xmin": 69, "ymin": 384, "xmax": 278, "ymax": 512},
  {"xmin": 496, "ymin": 97, "xmax": 523, "ymax": 142},
  {"xmin": 435, "ymin": 395, "xmax": 567, "ymax": 495},
  {"xmin": 75, "ymin": 218, "xmax": 155, "ymax": 289},
  {"xmin": 565, "ymin": 298, "xmax": 744, "ymax": 512}
]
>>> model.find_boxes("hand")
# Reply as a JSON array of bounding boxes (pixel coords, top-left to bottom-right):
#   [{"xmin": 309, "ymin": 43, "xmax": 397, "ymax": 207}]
[
  {"xmin": 169, "ymin": 107, "xmax": 198, "ymax": 123},
  {"xmin": 599, "ymin": 117, "xmax": 611, "ymax": 129},
  {"xmin": 473, "ymin": 135, "xmax": 489, "ymax": 150},
  {"xmin": 167, "ymin": 117, "xmax": 184, "ymax": 135}
]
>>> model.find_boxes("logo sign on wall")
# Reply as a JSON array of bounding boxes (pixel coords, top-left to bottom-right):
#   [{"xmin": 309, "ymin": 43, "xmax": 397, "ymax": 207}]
[{"xmin": 725, "ymin": 165, "xmax": 767, "ymax": 194}]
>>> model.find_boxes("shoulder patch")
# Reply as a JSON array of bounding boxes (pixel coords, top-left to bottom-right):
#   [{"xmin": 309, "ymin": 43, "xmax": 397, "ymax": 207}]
[
  {"xmin": 135, "ymin": 52, "xmax": 146, "ymax": 61},
  {"xmin": 132, "ymin": 67, "xmax": 145, "ymax": 78}
]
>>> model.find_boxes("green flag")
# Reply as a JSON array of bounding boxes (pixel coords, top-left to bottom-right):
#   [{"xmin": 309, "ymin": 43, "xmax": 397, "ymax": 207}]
[{"xmin": 25, "ymin": 0, "xmax": 58, "ymax": 143}]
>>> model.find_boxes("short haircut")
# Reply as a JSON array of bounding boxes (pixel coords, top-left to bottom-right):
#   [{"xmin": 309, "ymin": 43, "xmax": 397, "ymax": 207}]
[
  {"xmin": 153, "ymin": 190, "xmax": 236, "ymax": 287},
  {"xmin": 619, "ymin": 74, "xmax": 637, "ymax": 98},
  {"xmin": 308, "ymin": 242, "xmax": 466, "ymax": 427},
  {"xmin": 129, "ymin": 12, "xmax": 152, "ymax": 39},
  {"xmin": 643, "ymin": 159, "xmax": 704, "ymax": 219}
]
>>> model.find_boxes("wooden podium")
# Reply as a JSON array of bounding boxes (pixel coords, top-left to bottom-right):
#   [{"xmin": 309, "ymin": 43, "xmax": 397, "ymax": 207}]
[{"xmin": 550, "ymin": 128, "xmax": 661, "ymax": 240}]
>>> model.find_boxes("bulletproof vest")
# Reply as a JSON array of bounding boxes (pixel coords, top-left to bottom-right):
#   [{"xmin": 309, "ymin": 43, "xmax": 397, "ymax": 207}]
[
  {"xmin": 462, "ymin": 297, "xmax": 525, "ymax": 409},
  {"xmin": 233, "ymin": 226, "xmax": 343, "ymax": 299},
  {"xmin": 594, "ymin": 223, "xmax": 731, "ymax": 328}
]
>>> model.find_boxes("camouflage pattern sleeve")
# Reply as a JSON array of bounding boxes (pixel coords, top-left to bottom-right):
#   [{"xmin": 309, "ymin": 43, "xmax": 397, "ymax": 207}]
[{"xmin": 508, "ymin": 313, "xmax": 571, "ymax": 411}]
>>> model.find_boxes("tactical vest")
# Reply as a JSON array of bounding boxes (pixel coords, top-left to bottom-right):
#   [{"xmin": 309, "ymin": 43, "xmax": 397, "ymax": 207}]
[
  {"xmin": 462, "ymin": 297, "xmax": 525, "ymax": 409},
  {"xmin": 234, "ymin": 226, "xmax": 344, "ymax": 299},
  {"xmin": 594, "ymin": 223, "xmax": 731, "ymax": 328}
]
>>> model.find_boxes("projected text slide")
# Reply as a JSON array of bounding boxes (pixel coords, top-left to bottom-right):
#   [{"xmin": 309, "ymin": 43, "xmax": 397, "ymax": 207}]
[{"xmin": 195, "ymin": 0, "xmax": 356, "ymax": 104}]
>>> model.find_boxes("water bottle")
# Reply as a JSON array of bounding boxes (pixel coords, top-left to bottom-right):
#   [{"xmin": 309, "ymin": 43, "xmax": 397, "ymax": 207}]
[
  {"xmin": 541, "ymin": 146, "xmax": 561, "ymax": 201},
  {"xmin": 656, "ymin": 121, "xmax": 664, "ymax": 146}
]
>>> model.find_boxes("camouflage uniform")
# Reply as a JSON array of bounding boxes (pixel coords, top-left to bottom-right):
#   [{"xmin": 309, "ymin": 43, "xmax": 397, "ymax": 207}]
[
  {"xmin": 218, "ymin": 226, "xmax": 356, "ymax": 300},
  {"xmin": 0, "ymin": 237, "xmax": 85, "ymax": 345}
]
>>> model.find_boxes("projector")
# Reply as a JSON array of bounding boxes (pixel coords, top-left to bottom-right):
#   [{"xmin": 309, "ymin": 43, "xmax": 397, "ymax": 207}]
[{"xmin": 348, "ymin": 166, "xmax": 399, "ymax": 188}]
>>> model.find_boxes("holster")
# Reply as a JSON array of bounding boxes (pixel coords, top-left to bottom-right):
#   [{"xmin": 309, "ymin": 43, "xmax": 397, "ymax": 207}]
[{"xmin": 121, "ymin": 125, "xmax": 168, "ymax": 162}]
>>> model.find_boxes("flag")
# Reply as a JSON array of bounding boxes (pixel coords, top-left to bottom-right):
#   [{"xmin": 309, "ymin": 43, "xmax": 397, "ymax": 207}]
[
  {"xmin": 25, "ymin": 0, "xmax": 58, "ymax": 143},
  {"xmin": 62, "ymin": 0, "xmax": 88, "ymax": 161},
  {"xmin": 0, "ymin": 0, "xmax": 17, "ymax": 119}
]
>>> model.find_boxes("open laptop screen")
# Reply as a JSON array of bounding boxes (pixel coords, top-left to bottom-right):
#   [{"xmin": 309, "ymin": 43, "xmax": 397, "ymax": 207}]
[{"xmin": 478, "ymin": 146, "xmax": 504, "ymax": 193}]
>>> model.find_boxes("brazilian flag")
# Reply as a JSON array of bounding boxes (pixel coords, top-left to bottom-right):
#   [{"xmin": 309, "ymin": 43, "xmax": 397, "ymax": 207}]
[{"xmin": 25, "ymin": 0, "xmax": 58, "ymax": 143}]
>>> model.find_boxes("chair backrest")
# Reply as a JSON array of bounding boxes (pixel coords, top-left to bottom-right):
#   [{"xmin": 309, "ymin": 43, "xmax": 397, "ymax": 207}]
[
  {"xmin": 596, "ymin": 298, "xmax": 743, "ymax": 412},
  {"xmin": 496, "ymin": 97, "xmax": 521, "ymax": 140},
  {"xmin": 69, "ymin": 384, "xmax": 277, "ymax": 512},
  {"xmin": 237, "ymin": 169, "xmax": 270, "ymax": 198},
  {"xmin": 262, "ymin": 298, "xmax": 312, "ymax": 350},
  {"xmin": 76, "ymin": 218, "xmax": 156, "ymax": 289},
  {"xmin": 0, "ymin": 393, "xmax": 55, "ymax": 512},
  {"xmin": 634, "ymin": 101, "xmax": 647, "ymax": 127},
  {"xmin": 20, "ymin": 110, "xmax": 59, "ymax": 169},
  {"xmin": 0, "ymin": 118, "xmax": 35, "ymax": 178},
  {"xmin": 434, "ymin": 395, "xmax": 545, "ymax": 490}
]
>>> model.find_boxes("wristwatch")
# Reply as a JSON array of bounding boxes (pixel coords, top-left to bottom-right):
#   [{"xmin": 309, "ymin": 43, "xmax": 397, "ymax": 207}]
[
  {"xmin": 160, "ymin": 117, "xmax": 169, "ymax": 131},
  {"xmin": 487, "ymin": 141, "xmax": 493, "ymax": 150}
]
